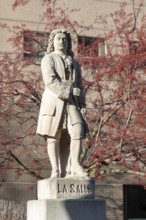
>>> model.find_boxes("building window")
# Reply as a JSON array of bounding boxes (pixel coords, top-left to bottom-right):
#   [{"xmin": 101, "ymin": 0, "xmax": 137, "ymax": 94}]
[
  {"xmin": 129, "ymin": 41, "xmax": 146, "ymax": 67},
  {"xmin": 123, "ymin": 185, "xmax": 146, "ymax": 220},
  {"xmin": 78, "ymin": 35, "xmax": 105, "ymax": 57},
  {"xmin": 23, "ymin": 31, "xmax": 49, "ymax": 63}
]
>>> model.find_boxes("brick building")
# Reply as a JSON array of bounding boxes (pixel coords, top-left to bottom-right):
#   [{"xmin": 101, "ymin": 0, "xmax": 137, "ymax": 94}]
[{"xmin": 0, "ymin": 1, "xmax": 146, "ymax": 219}]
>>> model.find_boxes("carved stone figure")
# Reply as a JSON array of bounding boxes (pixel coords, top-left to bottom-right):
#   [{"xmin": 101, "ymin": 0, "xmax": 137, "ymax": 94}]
[{"xmin": 37, "ymin": 29, "xmax": 88, "ymax": 178}]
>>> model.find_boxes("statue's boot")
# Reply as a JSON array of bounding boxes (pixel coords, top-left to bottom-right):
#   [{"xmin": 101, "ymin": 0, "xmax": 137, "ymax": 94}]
[
  {"xmin": 47, "ymin": 139, "xmax": 59, "ymax": 178},
  {"xmin": 70, "ymin": 139, "xmax": 88, "ymax": 177}
]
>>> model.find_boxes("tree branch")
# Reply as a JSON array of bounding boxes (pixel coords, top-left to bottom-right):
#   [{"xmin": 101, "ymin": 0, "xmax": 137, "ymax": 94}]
[{"xmin": 8, "ymin": 151, "xmax": 43, "ymax": 180}]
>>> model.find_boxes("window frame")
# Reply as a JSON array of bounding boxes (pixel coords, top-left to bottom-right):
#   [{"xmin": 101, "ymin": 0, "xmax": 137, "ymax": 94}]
[
  {"xmin": 77, "ymin": 35, "xmax": 106, "ymax": 58},
  {"xmin": 128, "ymin": 40, "xmax": 146, "ymax": 68},
  {"xmin": 23, "ymin": 30, "xmax": 49, "ymax": 64}
]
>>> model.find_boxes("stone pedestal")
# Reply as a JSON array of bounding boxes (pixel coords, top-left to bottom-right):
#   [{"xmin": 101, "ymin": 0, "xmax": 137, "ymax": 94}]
[
  {"xmin": 27, "ymin": 178, "xmax": 106, "ymax": 220},
  {"xmin": 27, "ymin": 199, "xmax": 105, "ymax": 220},
  {"xmin": 37, "ymin": 178, "xmax": 95, "ymax": 199}
]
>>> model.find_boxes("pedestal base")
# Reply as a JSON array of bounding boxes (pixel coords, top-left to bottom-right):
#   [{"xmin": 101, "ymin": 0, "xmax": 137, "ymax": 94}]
[{"xmin": 27, "ymin": 199, "xmax": 106, "ymax": 220}]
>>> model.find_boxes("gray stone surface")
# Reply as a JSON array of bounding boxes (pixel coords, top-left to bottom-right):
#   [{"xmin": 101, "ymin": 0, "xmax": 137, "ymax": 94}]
[
  {"xmin": 27, "ymin": 199, "xmax": 106, "ymax": 220},
  {"xmin": 37, "ymin": 178, "xmax": 95, "ymax": 199}
]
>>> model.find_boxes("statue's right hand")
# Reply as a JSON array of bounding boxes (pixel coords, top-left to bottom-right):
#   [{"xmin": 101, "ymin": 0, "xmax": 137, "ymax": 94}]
[{"xmin": 73, "ymin": 88, "xmax": 81, "ymax": 96}]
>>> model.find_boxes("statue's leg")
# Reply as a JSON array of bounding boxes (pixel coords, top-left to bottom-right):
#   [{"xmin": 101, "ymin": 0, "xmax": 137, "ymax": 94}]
[
  {"xmin": 70, "ymin": 139, "xmax": 87, "ymax": 177},
  {"xmin": 68, "ymin": 121, "xmax": 88, "ymax": 177},
  {"xmin": 47, "ymin": 131, "xmax": 61, "ymax": 178}
]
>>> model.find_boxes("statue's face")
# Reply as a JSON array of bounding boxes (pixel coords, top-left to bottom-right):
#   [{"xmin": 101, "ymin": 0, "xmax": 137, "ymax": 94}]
[{"xmin": 53, "ymin": 32, "xmax": 68, "ymax": 52}]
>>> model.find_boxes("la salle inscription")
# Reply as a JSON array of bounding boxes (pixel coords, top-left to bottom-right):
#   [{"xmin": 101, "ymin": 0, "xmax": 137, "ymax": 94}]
[
  {"xmin": 57, "ymin": 183, "xmax": 92, "ymax": 194},
  {"xmin": 37, "ymin": 178, "xmax": 95, "ymax": 199}
]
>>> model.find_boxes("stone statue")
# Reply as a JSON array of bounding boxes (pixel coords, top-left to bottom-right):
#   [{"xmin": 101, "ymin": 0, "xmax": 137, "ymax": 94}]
[{"xmin": 37, "ymin": 29, "xmax": 88, "ymax": 178}]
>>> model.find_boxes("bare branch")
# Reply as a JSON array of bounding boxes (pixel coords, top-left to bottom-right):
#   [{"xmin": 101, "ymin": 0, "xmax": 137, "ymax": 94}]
[
  {"xmin": 100, "ymin": 168, "xmax": 145, "ymax": 176},
  {"xmin": 8, "ymin": 151, "xmax": 43, "ymax": 180},
  {"xmin": 92, "ymin": 101, "xmax": 121, "ymax": 139}
]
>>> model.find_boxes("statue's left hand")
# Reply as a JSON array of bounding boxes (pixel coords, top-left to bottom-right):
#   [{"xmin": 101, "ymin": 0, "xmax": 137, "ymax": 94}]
[
  {"xmin": 80, "ymin": 108, "xmax": 86, "ymax": 119},
  {"xmin": 73, "ymin": 88, "xmax": 81, "ymax": 96}
]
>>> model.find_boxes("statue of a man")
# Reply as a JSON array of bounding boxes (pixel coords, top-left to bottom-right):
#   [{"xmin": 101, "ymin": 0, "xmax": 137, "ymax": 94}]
[{"xmin": 37, "ymin": 29, "xmax": 88, "ymax": 178}]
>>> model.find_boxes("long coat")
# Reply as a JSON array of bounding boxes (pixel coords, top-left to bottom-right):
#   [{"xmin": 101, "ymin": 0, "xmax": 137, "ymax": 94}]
[{"xmin": 37, "ymin": 52, "xmax": 85, "ymax": 137}]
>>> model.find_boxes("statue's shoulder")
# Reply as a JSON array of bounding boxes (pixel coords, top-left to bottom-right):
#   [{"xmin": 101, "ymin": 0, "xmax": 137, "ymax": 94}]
[
  {"xmin": 43, "ymin": 52, "xmax": 55, "ymax": 60},
  {"xmin": 41, "ymin": 52, "xmax": 56, "ymax": 64}
]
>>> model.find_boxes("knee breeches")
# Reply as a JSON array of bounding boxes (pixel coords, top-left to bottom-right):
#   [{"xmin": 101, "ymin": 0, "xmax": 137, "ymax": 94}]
[{"xmin": 47, "ymin": 115, "xmax": 83, "ymax": 143}]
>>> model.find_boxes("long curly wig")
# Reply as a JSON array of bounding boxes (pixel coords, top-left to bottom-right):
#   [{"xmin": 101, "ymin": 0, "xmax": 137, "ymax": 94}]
[{"xmin": 46, "ymin": 29, "xmax": 74, "ymax": 58}]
